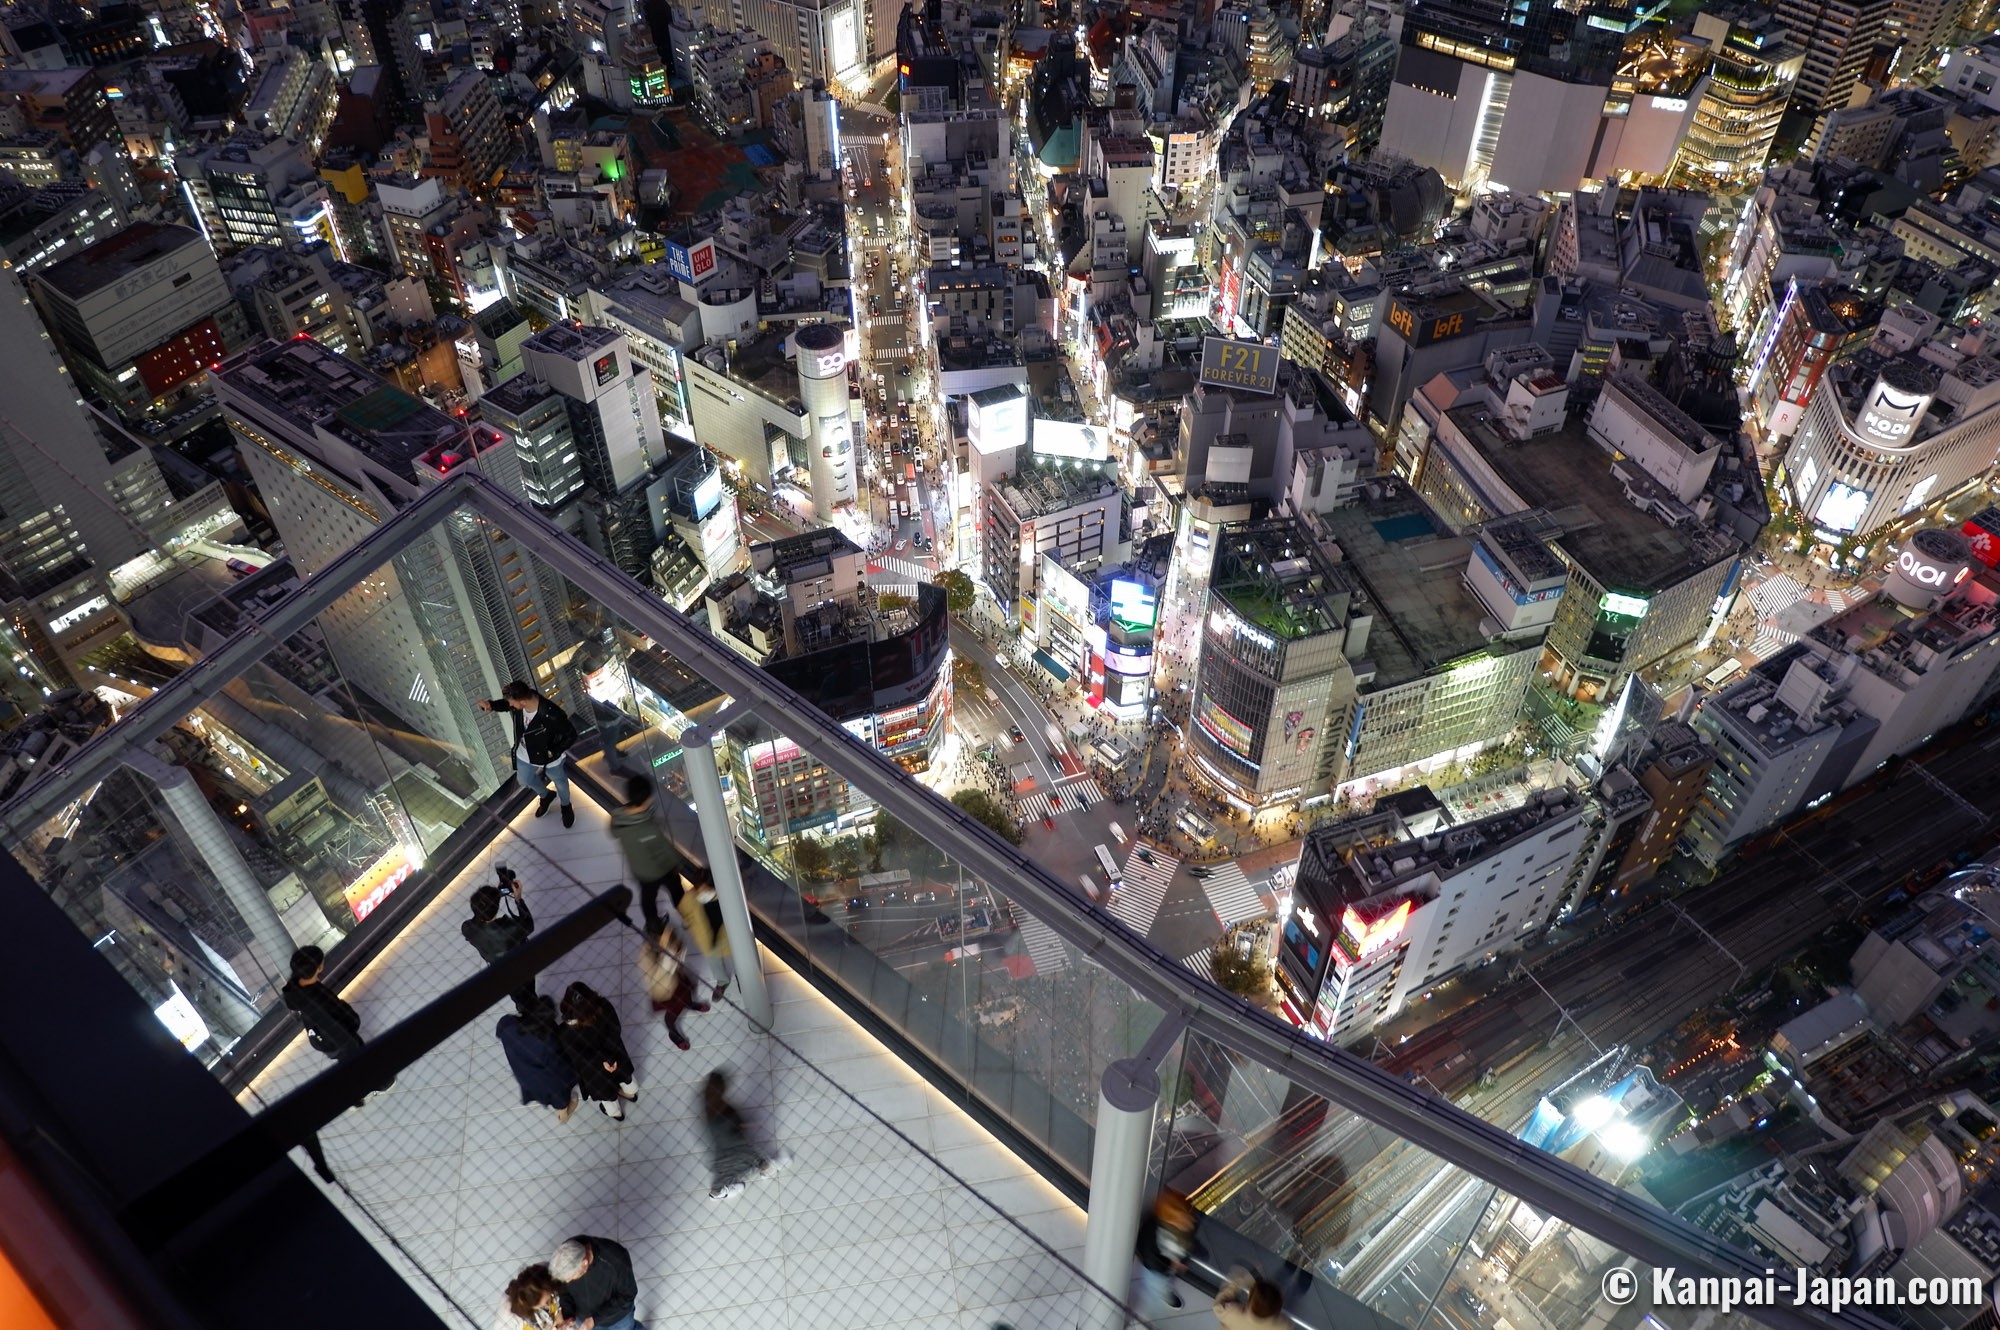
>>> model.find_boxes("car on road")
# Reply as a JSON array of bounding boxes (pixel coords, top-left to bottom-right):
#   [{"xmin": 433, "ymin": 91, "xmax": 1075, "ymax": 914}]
[
  {"xmin": 898, "ymin": 365, "xmax": 911, "ymax": 376},
  {"xmin": 1043, "ymin": 816, "xmax": 1055, "ymax": 830},
  {"xmin": 845, "ymin": 896, "xmax": 870, "ymax": 912},
  {"xmin": 1136, "ymin": 847, "xmax": 1154, "ymax": 864},
  {"xmin": 225, "ymin": 558, "xmax": 262, "ymax": 576},
  {"xmin": 1008, "ymin": 726, "xmax": 1024, "ymax": 744},
  {"xmin": 1189, "ymin": 866, "xmax": 1211, "ymax": 879},
  {"xmin": 1455, "ymin": 1289, "xmax": 1488, "ymax": 1319}
]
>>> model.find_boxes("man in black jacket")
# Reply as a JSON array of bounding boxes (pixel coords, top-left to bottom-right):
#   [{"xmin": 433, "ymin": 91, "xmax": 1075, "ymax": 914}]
[
  {"xmin": 282, "ymin": 946, "xmax": 394, "ymax": 1101},
  {"xmin": 460, "ymin": 865, "xmax": 538, "ymax": 1011},
  {"xmin": 549, "ymin": 1234, "xmax": 643, "ymax": 1330},
  {"xmin": 478, "ymin": 680, "xmax": 578, "ymax": 826}
]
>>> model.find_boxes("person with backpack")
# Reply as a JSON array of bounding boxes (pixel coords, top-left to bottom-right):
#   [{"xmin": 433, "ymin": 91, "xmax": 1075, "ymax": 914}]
[
  {"xmin": 461, "ymin": 865, "xmax": 538, "ymax": 1012},
  {"xmin": 478, "ymin": 681, "xmax": 578, "ymax": 826}
]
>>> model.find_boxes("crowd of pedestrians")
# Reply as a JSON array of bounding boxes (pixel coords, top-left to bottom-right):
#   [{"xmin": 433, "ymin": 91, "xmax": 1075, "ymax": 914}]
[{"xmin": 276, "ymin": 681, "xmax": 794, "ymax": 1330}]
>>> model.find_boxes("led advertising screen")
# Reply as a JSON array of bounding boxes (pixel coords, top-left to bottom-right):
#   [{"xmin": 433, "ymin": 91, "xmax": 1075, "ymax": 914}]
[
  {"xmin": 1109, "ymin": 578, "xmax": 1157, "ymax": 630},
  {"xmin": 1198, "ymin": 336, "xmax": 1280, "ymax": 394},
  {"xmin": 1814, "ymin": 482, "xmax": 1872, "ymax": 534},
  {"xmin": 1196, "ymin": 698, "xmax": 1255, "ymax": 758},
  {"xmin": 968, "ymin": 389, "xmax": 1028, "ymax": 455},
  {"xmin": 1031, "ymin": 418, "xmax": 1109, "ymax": 461}
]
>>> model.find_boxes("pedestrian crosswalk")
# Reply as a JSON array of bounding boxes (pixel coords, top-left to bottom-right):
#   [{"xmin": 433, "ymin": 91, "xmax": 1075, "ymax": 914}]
[
  {"xmin": 1201, "ymin": 860, "xmax": 1265, "ymax": 927},
  {"xmin": 1018, "ymin": 779, "xmax": 1105, "ymax": 820},
  {"xmin": 1018, "ymin": 911, "xmax": 1070, "ymax": 976},
  {"xmin": 1748, "ymin": 625, "xmax": 1799, "ymax": 659},
  {"xmin": 1108, "ymin": 845, "xmax": 1176, "ymax": 935},
  {"xmin": 870, "ymin": 554, "xmax": 933, "ymax": 586},
  {"xmin": 1749, "ymin": 572, "xmax": 1808, "ymax": 619},
  {"xmin": 1180, "ymin": 946, "xmax": 1214, "ymax": 979}
]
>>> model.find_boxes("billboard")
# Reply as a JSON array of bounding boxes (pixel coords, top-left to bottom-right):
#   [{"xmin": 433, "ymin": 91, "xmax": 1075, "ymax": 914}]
[
  {"xmin": 1385, "ymin": 297, "xmax": 1479, "ymax": 347},
  {"xmin": 968, "ymin": 389, "xmax": 1028, "ymax": 455},
  {"xmin": 664, "ymin": 237, "xmax": 718, "ymax": 285},
  {"xmin": 1032, "ymin": 418, "xmax": 1110, "ymax": 461},
  {"xmin": 1109, "ymin": 578, "xmax": 1157, "ymax": 630},
  {"xmin": 1198, "ymin": 336, "xmax": 1280, "ymax": 395},
  {"xmin": 1814, "ymin": 482, "xmax": 1872, "ymax": 534}
]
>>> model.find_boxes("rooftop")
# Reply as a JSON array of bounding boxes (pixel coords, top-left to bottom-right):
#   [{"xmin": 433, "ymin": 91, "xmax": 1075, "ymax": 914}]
[
  {"xmin": 1442, "ymin": 402, "xmax": 1740, "ymax": 592},
  {"xmin": 35, "ymin": 220, "xmax": 207, "ymax": 301},
  {"xmin": 216, "ymin": 337, "xmax": 469, "ymax": 479},
  {"xmin": 1210, "ymin": 519, "xmax": 1351, "ymax": 642},
  {"xmin": 1314, "ymin": 490, "xmax": 1498, "ymax": 690}
]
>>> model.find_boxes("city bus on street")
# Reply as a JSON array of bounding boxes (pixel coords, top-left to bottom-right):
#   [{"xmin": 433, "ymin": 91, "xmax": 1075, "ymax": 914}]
[{"xmin": 1094, "ymin": 844, "xmax": 1122, "ymax": 892}]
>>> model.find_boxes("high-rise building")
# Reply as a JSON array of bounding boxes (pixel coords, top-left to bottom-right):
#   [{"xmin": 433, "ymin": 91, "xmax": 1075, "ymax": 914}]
[
  {"xmin": 794, "ymin": 323, "xmax": 857, "ymax": 519},
  {"xmin": 1671, "ymin": 8, "xmax": 1804, "ymax": 190},
  {"xmin": 1275, "ymin": 786, "xmax": 1589, "ymax": 1044},
  {"xmin": 30, "ymin": 222, "xmax": 251, "ymax": 421},
  {"xmin": 0, "ymin": 264, "xmax": 154, "ymax": 680},
  {"xmin": 1187, "ymin": 521, "xmax": 1358, "ymax": 808},
  {"xmin": 1742, "ymin": 280, "xmax": 1878, "ymax": 445},
  {"xmin": 214, "ymin": 337, "xmax": 571, "ymax": 795},
  {"xmin": 480, "ymin": 323, "xmax": 670, "ymax": 578},
  {"xmin": 178, "ymin": 135, "xmax": 343, "ymax": 257},
  {"xmin": 1407, "ymin": 365, "xmax": 1763, "ymax": 703},
  {"xmin": 1688, "ymin": 531, "xmax": 2000, "ymax": 863},
  {"xmin": 1779, "ymin": 349, "xmax": 2000, "ymax": 543},
  {"xmin": 1773, "ymin": 0, "xmax": 1892, "ymax": 124},
  {"xmin": 423, "ymin": 70, "xmax": 512, "ymax": 196}
]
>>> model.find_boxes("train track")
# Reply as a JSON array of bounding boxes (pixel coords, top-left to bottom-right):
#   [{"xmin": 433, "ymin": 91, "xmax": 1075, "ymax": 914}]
[{"xmin": 1192, "ymin": 724, "xmax": 2000, "ymax": 1304}]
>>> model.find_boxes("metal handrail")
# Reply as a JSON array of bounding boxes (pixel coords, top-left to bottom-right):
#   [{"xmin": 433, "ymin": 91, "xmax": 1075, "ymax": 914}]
[{"xmin": 2, "ymin": 472, "xmax": 1895, "ymax": 1330}]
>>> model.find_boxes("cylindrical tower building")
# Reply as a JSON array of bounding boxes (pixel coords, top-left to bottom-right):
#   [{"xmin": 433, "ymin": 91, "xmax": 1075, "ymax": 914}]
[{"xmin": 795, "ymin": 324, "xmax": 857, "ymax": 520}]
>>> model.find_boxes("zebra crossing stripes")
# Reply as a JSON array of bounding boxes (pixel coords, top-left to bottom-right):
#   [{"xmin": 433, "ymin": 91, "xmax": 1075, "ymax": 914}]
[
  {"xmin": 1180, "ymin": 947, "xmax": 1214, "ymax": 979},
  {"xmin": 1018, "ymin": 781, "xmax": 1104, "ymax": 820},
  {"xmin": 1108, "ymin": 846, "xmax": 1177, "ymax": 935},
  {"xmin": 870, "ymin": 554, "xmax": 933, "ymax": 585},
  {"xmin": 1201, "ymin": 861, "xmax": 1265, "ymax": 928},
  {"xmin": 1749, "ymin": 625, "xmax": 1799, "ymax": 660},
  {"xmin": 1018, "ymin": 912, "xmax": 1070, "ymax": 976},
  {"xmin": 1748, "ymin": 573, "xmax": 1808, "ymax": 618}
]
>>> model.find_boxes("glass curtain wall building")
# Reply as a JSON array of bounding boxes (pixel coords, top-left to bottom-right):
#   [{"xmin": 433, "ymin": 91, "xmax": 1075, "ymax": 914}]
[{"xmin": 0, "ymin": 466, "xmax": 1915, "ymax": 1330}]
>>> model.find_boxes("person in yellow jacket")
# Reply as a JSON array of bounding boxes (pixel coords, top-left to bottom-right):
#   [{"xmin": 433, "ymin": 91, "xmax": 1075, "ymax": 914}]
[{"xmin": 677, "ymin": 864, "xmax": 734, "ymax": 1005}]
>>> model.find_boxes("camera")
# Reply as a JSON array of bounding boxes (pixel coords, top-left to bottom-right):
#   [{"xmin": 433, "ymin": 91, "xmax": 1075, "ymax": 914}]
[{"xmin": 496, "ymin": 864, "xmax": 517, "ymax": 891}]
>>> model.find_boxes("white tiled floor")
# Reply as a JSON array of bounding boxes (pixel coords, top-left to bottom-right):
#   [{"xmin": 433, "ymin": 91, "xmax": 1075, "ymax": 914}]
[{"xmin": 244, "ymin": 797, "xmax": 1225, "ymax": 1330}]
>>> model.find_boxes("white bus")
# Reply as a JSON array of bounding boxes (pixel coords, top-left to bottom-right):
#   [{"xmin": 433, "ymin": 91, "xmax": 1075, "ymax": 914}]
[{"xmin": 1094, "ymin": 844, "xmax": 1123, "ymax": 891}]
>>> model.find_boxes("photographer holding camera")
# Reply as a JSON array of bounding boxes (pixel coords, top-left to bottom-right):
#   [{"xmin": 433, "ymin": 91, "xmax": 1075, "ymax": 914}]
[{"xmin": 462, "ymin": 865, "xmax": 539, "ymax": 1012}]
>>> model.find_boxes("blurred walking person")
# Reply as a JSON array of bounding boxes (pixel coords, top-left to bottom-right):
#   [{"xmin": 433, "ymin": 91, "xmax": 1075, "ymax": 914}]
[
  {"xmin": 680, "ymin": 865, "xmax": 734, "ymax": 1004},
  {"xmin": 637, "ymin": 923, "xmax": 708, "ymax": 1051},
  {"xmin": 461, "ymin": 865, "xmax": 537, "ymax": 1011},
  {"xmin": 497, "ymin": 994, "xmax": 579, "ymax": 1123},
  {"xmin": 478, "ymin": 681, "xmax": 579, "ymax": 827},
  {"xmin": 607, "ymin": 774, "xmax": 686, "ymax": 938},
  {"xmin": 1135, "ymin": 1189, "xmax": 1199, "ymax": 1310},
  {"xmin": 558, "ymin": 981, "xmax": 637, "ymax": 1120},
  {"xmin": 549, "ymin": 1235, "xmax": 643, "ymax": 1330},
  {"xmin": 282, "ymin": 946, "xmax": 394, "ymax": 1100},
  {"xmin": 702, "ymin": 1069, "xmax": 788, "ymax": 1199}
]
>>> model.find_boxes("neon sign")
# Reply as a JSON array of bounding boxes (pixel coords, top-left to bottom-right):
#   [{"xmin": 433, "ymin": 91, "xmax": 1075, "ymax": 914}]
[
  {"xmin": 344, "ymin": 849, "xmax": 418, "ymax": 922},
  {"xmin": 1337, "ymin": 900, "xmax": 1411, "ymax": 961}
]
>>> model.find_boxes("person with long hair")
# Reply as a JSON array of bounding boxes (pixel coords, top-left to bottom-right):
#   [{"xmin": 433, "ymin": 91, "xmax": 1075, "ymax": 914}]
[
  {"xmin": 492, "ymin": 1264, "xmax": 563, "ymax": 1330},
  {"xmin": 557, "ymin": 982, "xmax": 637, "ymax": 1121}
]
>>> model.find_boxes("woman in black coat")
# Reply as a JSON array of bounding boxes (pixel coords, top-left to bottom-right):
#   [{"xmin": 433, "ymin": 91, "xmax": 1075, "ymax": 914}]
[
  {"xmin": 497, "ymin": 994, "xmax": 579, "ymax": 1123},
  {"xmin": 558, "ymin": 982, "xmax": 637, "ymax": 1121}
]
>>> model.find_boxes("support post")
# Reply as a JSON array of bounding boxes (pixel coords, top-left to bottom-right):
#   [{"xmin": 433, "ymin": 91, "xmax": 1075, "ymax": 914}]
[
  {"xmin": 1079, "ymin": 1014, "xmax": 1188, "ymax": 1330},
  {"xmin": 679, "ymin": 722, "xmax": 773, "ymax": 1028},
  {"xmin": 127, "ymin": 748, "xmax": 297, "ymax": 998}
]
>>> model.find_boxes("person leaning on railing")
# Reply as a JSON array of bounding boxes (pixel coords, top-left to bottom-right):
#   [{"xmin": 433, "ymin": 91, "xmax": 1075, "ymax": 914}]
[{"xmin": 1212, "ymin": 1269, "xmax": 1285, "ymax": 1328}]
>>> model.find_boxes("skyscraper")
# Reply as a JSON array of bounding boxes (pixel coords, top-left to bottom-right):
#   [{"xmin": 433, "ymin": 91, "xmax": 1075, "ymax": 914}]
[
  {"xmin": 214, "ymin": 337, "xmax": 571, "ymax": 795},
  {"xmin": 1773, "ymin": 0, "xmax": 1892, "ymax": 124}
]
